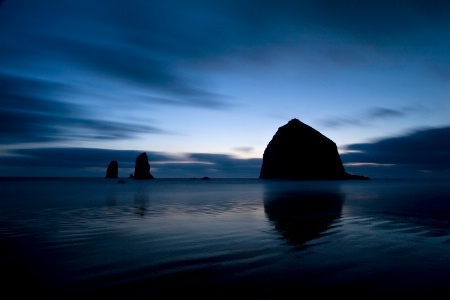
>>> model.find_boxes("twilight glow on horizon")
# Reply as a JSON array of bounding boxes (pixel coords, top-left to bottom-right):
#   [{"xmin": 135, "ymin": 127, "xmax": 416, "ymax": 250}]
[{"xmin": 0, "ymin": 0, "xmax": 449, "ymax": 178}]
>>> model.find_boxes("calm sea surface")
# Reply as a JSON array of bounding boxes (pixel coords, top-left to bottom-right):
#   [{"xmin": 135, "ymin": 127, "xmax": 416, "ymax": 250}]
[{"xmin": 0, "ymin": 177, "xmax": 449, "ymax": 298}]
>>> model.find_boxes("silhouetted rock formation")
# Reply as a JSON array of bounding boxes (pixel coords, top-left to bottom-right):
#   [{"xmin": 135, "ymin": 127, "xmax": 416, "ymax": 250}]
[
  {"xmin": 133, "ymin": 152, "xmax": 154, "ymax": 179},
  {"xmin": 260, "ymin": 118, "xmax": 368, "ymax": 180},
  {"xmin": 105, "ymin": 160, "xmax": 118, "ymax": 178}
]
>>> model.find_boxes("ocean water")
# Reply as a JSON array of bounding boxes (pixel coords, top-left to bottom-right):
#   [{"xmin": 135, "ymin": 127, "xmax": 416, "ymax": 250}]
[{"xmin": 0, "ymin": 177, "xmax": 449, "ymax": 298}]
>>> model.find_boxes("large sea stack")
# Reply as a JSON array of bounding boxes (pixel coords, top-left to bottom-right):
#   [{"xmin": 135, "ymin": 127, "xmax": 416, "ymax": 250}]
[
  {"xmin": 260, "ymin": 118, "xmax": 368, "ymax": 180},
  {"xmin": 134, "ymin": 152, "xmax": 155, "ymax": 179},
  {"xmin": 105, "ymin": 160, "xmax": 118, "ymax": 178}
]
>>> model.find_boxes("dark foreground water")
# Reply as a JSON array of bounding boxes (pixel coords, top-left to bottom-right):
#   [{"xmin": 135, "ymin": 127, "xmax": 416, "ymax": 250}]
[{"xmin": 0, "ymin": 177, "xmax": 449, "ymax": 298}]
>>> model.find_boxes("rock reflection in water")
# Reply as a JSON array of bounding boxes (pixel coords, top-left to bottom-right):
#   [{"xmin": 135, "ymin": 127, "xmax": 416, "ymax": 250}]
[
  {"xmin": 134, "ymin": 193, "xmax": 149, "ymax": 216},
  {"xmin": 263, "ymin": 181, "xmax": 344, "ymax": 249}
]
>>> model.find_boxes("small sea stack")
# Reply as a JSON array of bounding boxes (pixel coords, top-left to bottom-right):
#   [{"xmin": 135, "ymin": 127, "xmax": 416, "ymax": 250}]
[
  {"xmin": 105, "ymin": 160, "xmax": 118, "ymax": 178},
  {"xmin": 260, "ymin": 118, "xmax": 368, "ymax": 180},
  {"xmin": 133, "ymin": 152, "xmax": 155, "ymax": 179}
]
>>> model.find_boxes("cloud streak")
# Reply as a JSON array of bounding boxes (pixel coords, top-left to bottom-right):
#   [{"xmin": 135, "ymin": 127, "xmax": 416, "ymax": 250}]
[{"xmin": 319, "ymin": 106, "xmax": 411, "ymax": 129}]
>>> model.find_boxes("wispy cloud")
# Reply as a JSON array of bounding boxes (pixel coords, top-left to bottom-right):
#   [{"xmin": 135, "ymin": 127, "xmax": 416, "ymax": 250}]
[
  {"xmin": 366, "ymin": 107, "xmax": 405, "ymax": 119},
  {"xmin": 319, "ymin": 117, "xmax": 362, "ymax": 129},
  {"xmin": 140, "ymin": 92, "xmax": 231, "ymax": 110},
  {"xmin": 233, "ymin": 147, "xmax": 254, "ymax": 153},
  {"xmin": 319, "ymin": 106, "xmax": 411, "ymax": 129}
]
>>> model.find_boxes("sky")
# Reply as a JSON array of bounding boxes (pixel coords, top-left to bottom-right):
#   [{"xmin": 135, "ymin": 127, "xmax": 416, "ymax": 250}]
[{"xmin": 0, "ymin": 0, "xmax": 449, "ymax": 178}]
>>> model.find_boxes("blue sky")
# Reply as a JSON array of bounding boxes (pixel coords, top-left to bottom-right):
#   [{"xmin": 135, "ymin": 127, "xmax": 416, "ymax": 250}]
[{"xmin": 0, "ymin": 0, "xmax": 449, "ymax": 178}]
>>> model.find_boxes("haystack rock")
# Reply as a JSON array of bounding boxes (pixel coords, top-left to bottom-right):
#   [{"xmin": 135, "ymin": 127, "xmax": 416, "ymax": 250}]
[
  {"xmin": 133, "ymin": 152, "xmax": 154, "ymax": 179},
  {"xmin": 105, "ymin": 160, "xmax": 118, "ymax": 178},
  {"xmin": 259, "ymin": 118, "xmax": 368, "ymax": 180}
]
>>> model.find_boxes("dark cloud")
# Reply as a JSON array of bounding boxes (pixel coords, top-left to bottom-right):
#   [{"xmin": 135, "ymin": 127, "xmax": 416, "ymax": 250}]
[
  {"xmin": 341, "ymin": 126, "xmax": 450, "ymax": 174},
  {"xmin": 0, "ymin": 148, "xmax": 262, "ymax": 178},
  {"xmin": 0, "ymin": 73, "xmax": 166, "ymax": 144},
  {"xmin": 0, "ymin": 74, "xmax": 77, "ymax": 143},
  {"xmin": 63, "ymin": 118, "xmax": 166, "ymax": 141}
]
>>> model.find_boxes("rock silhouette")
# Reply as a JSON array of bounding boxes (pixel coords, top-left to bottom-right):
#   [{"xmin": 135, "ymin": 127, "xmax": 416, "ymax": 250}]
[
  {"xmin": 133, "ymin": 152, "xmax": 154, "ymax": 179},
  {"xmin": 105, "ymin": 160, "xmax": 118, "ymax": 178},
  {"xmin": 260, "ymin": 118, "xmax": 368, "ymax": 180}
]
